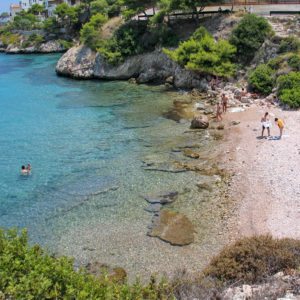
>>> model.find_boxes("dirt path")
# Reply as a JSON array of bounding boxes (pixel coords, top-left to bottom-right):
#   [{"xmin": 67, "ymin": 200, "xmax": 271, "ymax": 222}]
[{"xmin": 222, "ymin": 105, "xmax": 300, "ymax": 239}]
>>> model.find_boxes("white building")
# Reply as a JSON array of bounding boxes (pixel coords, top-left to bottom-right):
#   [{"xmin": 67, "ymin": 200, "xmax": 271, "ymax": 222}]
[
  {"xmin": 10, "ymin": 3, "xmax": 22, "ymax": 18},
  {"xmin": 19, "ymin": 0, "xmax": 45, "ymax": 11}
]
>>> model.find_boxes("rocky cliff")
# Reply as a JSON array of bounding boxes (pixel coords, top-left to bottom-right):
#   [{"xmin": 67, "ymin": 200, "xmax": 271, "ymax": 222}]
[{"xmin": 56, "ymin": 45, "xmax": 209, "ymax": 90}]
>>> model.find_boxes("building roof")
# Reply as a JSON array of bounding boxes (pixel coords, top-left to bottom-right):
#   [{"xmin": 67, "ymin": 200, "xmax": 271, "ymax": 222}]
[{"xmin": 10, "ymin": 4, "xmax": 21, "ymax": 8}]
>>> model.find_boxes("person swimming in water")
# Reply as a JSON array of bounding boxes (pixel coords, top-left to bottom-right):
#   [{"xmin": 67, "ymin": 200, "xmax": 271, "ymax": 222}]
[
  {"xmin": 21, "ymin": 165, "xmax": 29, "ymax": 175},
  {"xmin": 20, "ymin": 164, "xmax": 31, "ymax": 175}
]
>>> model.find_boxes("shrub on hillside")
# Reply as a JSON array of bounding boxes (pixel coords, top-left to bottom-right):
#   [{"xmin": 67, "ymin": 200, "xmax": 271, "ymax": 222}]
[
  {"xmin": 204, "ymin": 235, "xmax": 300, "ymax": 284},
  {"xmin": 287, "ymin": 54, "xmax": 300, "ymax": 71},
  {"xmin": 278, "ymin": 36, "xmax": 300, "ymax": 54},
  {"xmin": 80, "ymin": 13, "xmax": 108, "ymax": 49},
  {"xmin": 277, "ymin": 71, "xmax": 300, "ymax": 108},
  {"xmin": 164, "ymin": 27, "xmax": 236, "ymax": 78},
  {"xmin": 0, "ymin": 228, "xmax": 172, "ymax": 299},
  {"xmin": 0, "ymin": 32, "xmax": 20, "ymax": 46},
  {"xmin": 230, "ymin": 14, "xmax": 273, "ymax": 63},
  {"xmin": 267, "ymin": 55, "xmax": 285, "ymax": 70},
  {"xmin": 97, "ymin": 22, "xmax": 178, "ymax": 65},
  {"xmin": 249, "ymin": 64, "xmax": 275, "ymax": 94}
]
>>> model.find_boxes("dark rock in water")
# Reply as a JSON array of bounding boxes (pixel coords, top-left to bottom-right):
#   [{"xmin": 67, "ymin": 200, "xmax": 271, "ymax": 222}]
[
  {"xmin": 143, "ymin": 163, "xmax": 188, "ymax": 173},
  {"xmin": 197, "ymin": 182, "xmax": 213, "ymax": 192},
  {"xmin": 191, "ymin": 115, "xmax": 209, "ymax": 129},
  {"xmin": 183, "ymin": 149, "xmax": 200, "ymax": 159},
  {"xmin": 148, "ymin": 210, "xmax": 195, "ymax": 246},
  {"xmin": 143, "ymin": 191, "xmax": 178, "ymax": 205},
  {"xmin": 144, "ymin": 197, "xmax": 162, "ymax": 204},
  {"xmin": 144, "ymin": 203, "xmax": 162, "ymax": 213},
  {"xmin": 86, "ymin": 262, "xmax": 127, "ymax": 283},
  {"xmin": 82, "ymin": 246, "xmax": 96, "ymax": 251}
]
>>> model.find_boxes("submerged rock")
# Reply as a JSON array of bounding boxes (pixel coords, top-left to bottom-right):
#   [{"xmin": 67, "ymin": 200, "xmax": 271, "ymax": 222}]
[
  {"xmin": 86, "ymin": 262, "xmax": 127, "ymax": 283},
  {"xmin": 183, "ymin": 149, "xmax": 200, "ymax": 159},
  {"xmin": 144, "ymin": 203, "xmax": 162, "ymax": 213},
  {"xmin": 148, "ymin": 210, "xmax": 195, "ymax": 246},
  {"xmin": 143, "ymin": 191, "xmax": 178, "ymax": 204}
]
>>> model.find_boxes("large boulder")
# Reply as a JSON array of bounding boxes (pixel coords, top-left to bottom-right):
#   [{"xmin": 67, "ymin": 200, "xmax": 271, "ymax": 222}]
[
  {"xmin": 148, "ymin": 210, "xmax": 195, "ymax": 246},
  {"xmin": 56, "ymin": 45, "xmax": 210, "ymax": 90},
  {"xmin": 190, "ymin": 115, "xmax": 209, "ymax": 129},
  {"xmin": 251, "ymin": 38, "xmax": 281, "ymax": 66},
  {"xmin": 56, "ymin": 45, "xmax": 96, "ymax": 78},
  {"xmin": 38, "ymin": 40, "xmax": 65, "ymax": 53}
]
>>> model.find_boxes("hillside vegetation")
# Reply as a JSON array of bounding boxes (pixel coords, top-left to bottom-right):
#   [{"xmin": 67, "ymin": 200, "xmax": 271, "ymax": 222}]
[{"xmin": 2, "ymin": 1, "xmax": 300, "ymax": 107}]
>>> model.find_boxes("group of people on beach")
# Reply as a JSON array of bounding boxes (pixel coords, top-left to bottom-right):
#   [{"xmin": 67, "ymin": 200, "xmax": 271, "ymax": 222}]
[
  {"xmin": 261, "ymin": 112, "xmax": 285, "ymax": 139},
  {"xmin": 21, "ymin": 164, "xmax": 31, "ymax": 176}
]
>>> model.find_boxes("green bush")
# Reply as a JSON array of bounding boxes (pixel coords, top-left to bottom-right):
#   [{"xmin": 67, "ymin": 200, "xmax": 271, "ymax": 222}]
[
  {"xmin": 288, "ymin": 54, "xmax": 300, "ymax": 71},
  {"xmin": 0, "ymin": 33, "xmax": 20, "ymax": 46},
  {"xmin": 249, "ymin": 64, "xmax": 275, "ymax": 94},
  {"xmin": 90, "ymin": 0, "xmax": 109, "ymax": 15},
  {"xmin": 0, "ymin": 228, "xmax": 172, "ymax": 299},
  {"xmin": 204, "ymin": 235, "xmax": 300, "ymax": 284},
  {"xmin": 80, "ymin": 13, "xmax": 108, "ymax": 49},
  {"xmin": 230, "ymin": 14, "xmax": 272, "ymax": 63},
  {"xmin": 97, "ymin": 22, "xmax": 178, "ymax": 65},
  {"xmin": 278, "ymin": 36, "xmax": 300, "ymax": 54},
  {"xmin": 267, "ymin": 55, "xmax": 285, "ymax": 70},
  {"xmin": 13, "ymin": 13, "xmax": 40, "ymax": 30},
  {"xmin": 277, "ymin": 71, "xmax": 300, "ymax": 108},
  {"xmin": 43, "ymin": 17, "xmax": 59, "ymax": 33},
  {"xmin": 164, "ymin": 27, "xmax": 236, "ymax": 78},
  {"xmin": 58, "ymin": 39, "xmax": 74, "ymax": 49},
  {"xmin": 28, "ymin": 33, "xmax": 45, "ymax": 45}
]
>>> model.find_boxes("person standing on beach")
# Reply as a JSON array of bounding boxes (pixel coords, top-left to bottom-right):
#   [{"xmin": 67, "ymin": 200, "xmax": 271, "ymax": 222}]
[
  {"xmin": 221, "ymin": 94, "xmax": 228, "ymax": 113},
  {"xmin": 261, "ymin": 112, "xmax": 271, "ymax": 138},
  {"xmin": 216, "ymin": 102, "xmax": 222, "ymax": 121},
  {"xmin": 275, "ymin": 118, "xmax": 284, "ymax": 139}
]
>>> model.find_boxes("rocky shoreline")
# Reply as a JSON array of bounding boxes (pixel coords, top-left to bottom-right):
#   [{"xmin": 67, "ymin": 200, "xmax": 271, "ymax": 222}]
[
  {"xmin": 55, "ymin": 46, "xmax": 209, "ymax": 90},
  {"xmin": 0, "ymin": 40, "xmax": 67, "ymax": 54}
]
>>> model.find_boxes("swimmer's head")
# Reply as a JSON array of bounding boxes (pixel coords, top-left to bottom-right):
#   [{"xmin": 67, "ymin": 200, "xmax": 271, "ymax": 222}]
[{"xmin": 21, "ymin": 165, "xmax": 26, "ymax": 170}]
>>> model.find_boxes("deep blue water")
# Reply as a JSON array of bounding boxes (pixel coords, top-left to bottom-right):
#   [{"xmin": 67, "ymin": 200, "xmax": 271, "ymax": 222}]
[{"xmin": 0, "ymin": 53, "xmax": 202, "ymax": 250}]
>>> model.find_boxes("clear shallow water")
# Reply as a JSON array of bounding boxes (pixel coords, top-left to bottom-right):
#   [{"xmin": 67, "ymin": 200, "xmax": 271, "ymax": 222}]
[{"xmin": 0, "ymin": 53, "xmax": 206, "ymax": 252}]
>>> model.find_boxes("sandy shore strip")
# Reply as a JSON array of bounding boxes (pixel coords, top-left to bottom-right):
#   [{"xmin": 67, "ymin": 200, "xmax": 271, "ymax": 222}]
[{"xmin": 222, "ymin": 105, "xmax": 300, "ymax": 239}]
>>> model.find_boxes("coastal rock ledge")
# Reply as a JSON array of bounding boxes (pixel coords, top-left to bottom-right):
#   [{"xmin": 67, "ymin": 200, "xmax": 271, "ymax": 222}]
[
  {"xmin": 56, "ymin": 45, "xmax": 209, "ymax": 90},
  {"xmin": 5, "ymin": 40, "xmax": 66, "ymax": 54}
]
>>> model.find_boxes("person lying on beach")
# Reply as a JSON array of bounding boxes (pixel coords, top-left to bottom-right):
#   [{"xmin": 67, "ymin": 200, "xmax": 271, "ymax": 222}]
[
  {"xmin": 275, "ymin": 117, "xmax": 284, "ymax": 139},
  {"xmin": 261, "ymin": 112, "xmax": 271, "ymax": 138},
  {"xmin": 221, "ymin": 93, "xmax": 228, "ymax": 113},
  {"xmin": 216, "ymin": 102, "xmax": 222, "ymax": 121}
]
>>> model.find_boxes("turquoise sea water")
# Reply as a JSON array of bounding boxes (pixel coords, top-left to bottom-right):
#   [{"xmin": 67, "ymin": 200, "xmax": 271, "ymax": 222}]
[{"xmin": 0, "ymin": 53, "xmax": 205, "ymax": 253}]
